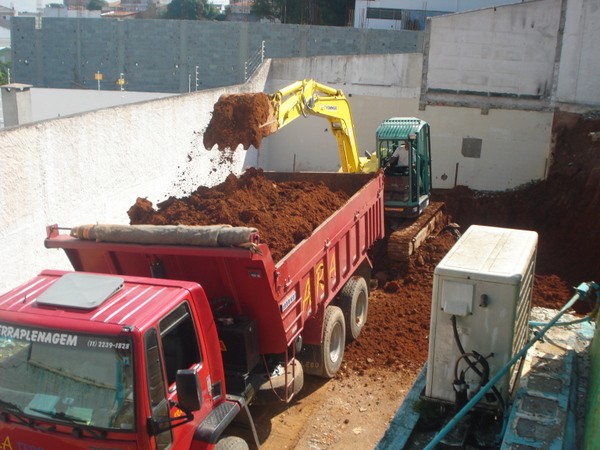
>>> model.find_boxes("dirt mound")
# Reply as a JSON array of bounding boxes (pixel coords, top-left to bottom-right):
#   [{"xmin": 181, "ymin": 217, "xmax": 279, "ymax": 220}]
[
  {"xmin": 203, "ymin": 93, "xmax": 276, "ymax": 150},
  {"xmin": 127, "ymin": 168, "xmax": 349, "ymax": 262},
  {"xmin": 129, "ymin": 111, "xmax": 598, "ymax": 377},
  {"xmin": 342, "ymin": 228, "xmax": 577, "ymax": 376},
  {"xmin": 433, "ymin": 111, "xmax": 600, "ymax": 287}
]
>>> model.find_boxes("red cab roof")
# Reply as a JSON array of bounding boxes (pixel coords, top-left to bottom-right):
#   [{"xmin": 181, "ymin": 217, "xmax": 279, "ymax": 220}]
[{"xmin": 0, "ymin": 270, "xmax": 199, "ymax": 333}]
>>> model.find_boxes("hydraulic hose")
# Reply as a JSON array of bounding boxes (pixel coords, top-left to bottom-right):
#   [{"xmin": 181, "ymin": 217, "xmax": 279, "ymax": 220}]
[{"xmin": 424, "ymin": 281, "xmax": 597, "ymax": 450}]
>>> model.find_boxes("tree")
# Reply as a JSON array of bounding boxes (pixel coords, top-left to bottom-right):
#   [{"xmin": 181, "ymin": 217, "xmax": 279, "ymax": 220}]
[
  {"xmin": 251, "ymin": 0, "xmax": 280, "ymax": 22},
  {"xmin": 0, "ymin": 62, "xmax": 10, "ymax": 85},
  {"xmin": 252, "ymin": 0, "xmax": 353, "ymax": 26},
  {"xmin": 87, "ymin": 0, "xmax": 107, "ymax": 10},
  {"xmin": 164, "ymin": 0, "xmax": 208, "ymax": 20}
]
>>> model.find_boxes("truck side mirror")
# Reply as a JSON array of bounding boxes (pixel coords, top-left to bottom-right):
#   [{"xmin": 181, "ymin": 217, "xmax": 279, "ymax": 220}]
[{"xmin": 176, "ymin": 369, "xmax": 201, "ymax": 412}]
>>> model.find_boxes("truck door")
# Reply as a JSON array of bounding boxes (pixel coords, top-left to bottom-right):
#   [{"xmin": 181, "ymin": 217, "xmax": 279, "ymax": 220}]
[
  {"xmin": 145, "ymin": 329, "xmax": 174, "ymax": 450},
  {"xmin": 144, "ymin": 302, "xmax": 209, "ymax": 449}
]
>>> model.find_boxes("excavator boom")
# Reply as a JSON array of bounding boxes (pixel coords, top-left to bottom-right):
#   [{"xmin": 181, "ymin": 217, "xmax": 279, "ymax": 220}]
[
  {"xmin": 269, "ymin": 80, "xmax": 364, "ymax": 172},
  {"xmin": 203, "ymin": 79, "xmax": 377, "ymax": 173}
]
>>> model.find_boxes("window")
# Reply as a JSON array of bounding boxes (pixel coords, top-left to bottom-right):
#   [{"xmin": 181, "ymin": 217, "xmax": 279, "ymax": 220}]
[
  {"xmin": 366, "ymin": 7, "xmax": 403, "ymax": 20},
  {"xmin": 0, "ymin": 323, "xmax": 134, "ymax": 431},
  {"xmin": 159, "ymin": 303, "xmax": 202, "ymax": 387}
]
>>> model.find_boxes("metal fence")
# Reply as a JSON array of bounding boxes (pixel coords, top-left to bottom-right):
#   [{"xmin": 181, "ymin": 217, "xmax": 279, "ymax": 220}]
[{"xmin": 244, "ymin": 40, "xmax": 265, "ymax": 82}]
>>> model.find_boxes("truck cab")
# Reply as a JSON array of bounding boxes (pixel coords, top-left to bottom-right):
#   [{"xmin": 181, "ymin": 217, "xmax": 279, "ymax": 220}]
[
  {"xmin": 377, "ymin": 118, "xmax": 433, "ymax": 218},
  {"xmin": 0, "ymin": 270, "xmax": 238, "ymax": 449}
]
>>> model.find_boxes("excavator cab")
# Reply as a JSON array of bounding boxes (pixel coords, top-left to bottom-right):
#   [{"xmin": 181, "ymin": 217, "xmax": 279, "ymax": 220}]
[{"xmin": 377, "ymin": 118, "xmax": 432, "ymax": 218}]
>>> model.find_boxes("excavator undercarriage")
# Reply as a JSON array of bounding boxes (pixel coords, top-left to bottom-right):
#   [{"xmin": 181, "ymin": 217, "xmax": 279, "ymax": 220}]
[{"xmin": 386, "ymin": 202, "xmax": 448, "ymax": 274}]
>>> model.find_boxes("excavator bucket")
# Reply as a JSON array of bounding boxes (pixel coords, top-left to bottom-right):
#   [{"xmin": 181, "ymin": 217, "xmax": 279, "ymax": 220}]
[{"xmin": 203, "ymin": 93, "xmax": 278, "ymax": 150}]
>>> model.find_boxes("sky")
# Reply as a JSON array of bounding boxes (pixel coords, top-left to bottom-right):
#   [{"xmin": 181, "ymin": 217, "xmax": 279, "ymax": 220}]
[{"xmin": 3, "ymin": 1, "xmax": 61, "ymax": 13}]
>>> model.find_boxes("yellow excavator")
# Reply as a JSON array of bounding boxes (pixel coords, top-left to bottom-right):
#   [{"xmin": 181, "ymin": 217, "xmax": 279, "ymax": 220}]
[{"xmin": 204, "ymin": 79, "xmax": 446, "ymax": 268}]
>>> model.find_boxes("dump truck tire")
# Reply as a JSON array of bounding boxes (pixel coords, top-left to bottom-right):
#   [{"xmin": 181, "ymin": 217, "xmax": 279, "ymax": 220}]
[
  {"xmin": 339, "ymin": 276, "xmax": 369, "ymax": 341},
  {"xmin": 299, "ymin": 306, "xmax": 346, "ymax": 378},
  {"xmin": 321, "ymin": 305, "xmax": 346, "ymax": 378},
  {"xmin": 215, "ymin": 436, "xmax": 249, "ymax": 450}
]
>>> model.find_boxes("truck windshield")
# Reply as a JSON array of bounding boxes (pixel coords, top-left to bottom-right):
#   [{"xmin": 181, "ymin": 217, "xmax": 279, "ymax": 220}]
[{"xmin": 0, "ymin": 323, "xmax": 134, "ymax": 431}]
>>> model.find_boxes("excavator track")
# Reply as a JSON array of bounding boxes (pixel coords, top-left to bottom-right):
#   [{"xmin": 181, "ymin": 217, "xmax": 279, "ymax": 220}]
[{"xmin": 387, "ymin": 202, "xmax": 448, "ymax": 274}]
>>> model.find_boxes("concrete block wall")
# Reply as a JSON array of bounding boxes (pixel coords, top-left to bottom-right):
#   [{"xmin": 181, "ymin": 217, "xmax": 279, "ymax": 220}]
[
  {"xmin": 11, "ymin": 17, "xmax": 423, "ymax": 93},
  {"xmin": 556, "ymin": 0, "xmax": 600, "ymax": 106}
]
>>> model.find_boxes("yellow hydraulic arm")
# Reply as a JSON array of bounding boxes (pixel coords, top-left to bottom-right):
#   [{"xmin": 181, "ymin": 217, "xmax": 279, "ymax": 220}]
[{"xmin": 267, "ymin": 79, "xmax": 377, "ymax": 173}]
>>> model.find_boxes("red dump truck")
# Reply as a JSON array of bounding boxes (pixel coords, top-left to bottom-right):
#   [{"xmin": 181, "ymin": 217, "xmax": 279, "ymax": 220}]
[{"xmin": 0, "ymin": 171, "xmax": 384, "ymax": 450}]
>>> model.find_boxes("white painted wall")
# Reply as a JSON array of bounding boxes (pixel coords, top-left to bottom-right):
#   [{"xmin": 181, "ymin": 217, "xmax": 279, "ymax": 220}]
[
  {"xmin": 264, "ymin": 54, "xmax": 552, "ymax": 191},
  {"xmin": 419, "ymin": 106, "xmax": 553, "ymax": 189},
  {"xmin": 264, "ymin": 54, "xmax": 423, "ymax": 171},
  {"xmin": 29, "ymin": 88, "xmax": 177, "ymax": 123},
  {"xmin": 0, "ymin": 26, "xmax": 9, "ymax": 48},
  {"xmin": 427, "ymin": 0, "xmax": 562, "ymax": 97},
  {"xmin": 556, "ymin": 0, "xmax": 600, "ymax": 105},
  {"xmin": 0, "ymin": 62, "xmax": 268, "ymax": 294}
]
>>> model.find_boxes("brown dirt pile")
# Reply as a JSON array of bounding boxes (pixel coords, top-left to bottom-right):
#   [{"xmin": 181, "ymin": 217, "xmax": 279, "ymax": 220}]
[
  {"xmin": 342, "ymin": 228, "xmax": 577, "ymax": 376},
  {"xmin": 203, "ymin": 93, "xmax": 276, "ymax": 150},
  {"xmin": 433, "ymin": 111, "xmax": 600, "ymax": 288},
  {"xmin": 127, "ymin": 168, "xmax": 349, "ymax": 262}
]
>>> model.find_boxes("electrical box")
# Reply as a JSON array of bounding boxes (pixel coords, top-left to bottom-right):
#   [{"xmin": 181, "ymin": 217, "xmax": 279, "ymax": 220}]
[{"xmin": 425, "ymin": 225, "xmax": 537, "ymax": 409}]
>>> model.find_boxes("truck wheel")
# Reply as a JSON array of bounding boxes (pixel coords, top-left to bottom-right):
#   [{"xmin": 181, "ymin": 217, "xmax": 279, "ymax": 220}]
[
  {"xmin": 215, "ymin": 436, "xmax": 249, "ymax": 450},
  {"xmin": 339, "ymin": 276, "xmax": 369, "ymax": 341},
  {"xmin": 320, "ymin": 305, "xmax": 346, "ymax": 378}
]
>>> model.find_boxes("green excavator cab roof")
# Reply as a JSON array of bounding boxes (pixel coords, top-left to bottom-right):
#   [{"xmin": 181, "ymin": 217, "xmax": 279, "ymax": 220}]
[{"xmin": 376, "ymin": 117, "xmax": 428, "ymax": 141}]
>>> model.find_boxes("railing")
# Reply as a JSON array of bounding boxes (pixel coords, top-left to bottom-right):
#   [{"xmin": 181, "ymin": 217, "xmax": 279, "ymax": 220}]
[{"xmin": 244, "ymin": 40, "xmax": 265, "ymax": 82}]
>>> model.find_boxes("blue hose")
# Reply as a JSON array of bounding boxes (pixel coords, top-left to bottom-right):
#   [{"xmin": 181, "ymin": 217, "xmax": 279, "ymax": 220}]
[
  {"xmin": 529, "ymin": 316, "xmax": 592, "ymax": 327},
  {"xmin": 423, "ymin": 281, "xmax": 597, "ymax": 450}
]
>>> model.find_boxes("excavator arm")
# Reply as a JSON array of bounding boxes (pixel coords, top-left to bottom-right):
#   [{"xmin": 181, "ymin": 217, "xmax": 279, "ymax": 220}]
[
  {"xmin": 203, "ymin": 79, "xmax": 378, "ymax": 173},
  {"xmin": 268, "ymin": 79, "xmax": 369, "ymax": 173}
]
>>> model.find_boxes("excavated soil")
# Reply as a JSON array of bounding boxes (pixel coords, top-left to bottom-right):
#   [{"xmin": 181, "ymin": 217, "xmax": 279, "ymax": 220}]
[
  {"xmin": 128, "ymin": 110, "xmax": 599, "ymax": 449},
  {"xmin": 203, "ymin": 93, "xmax": 276, "ymax": 150},
  {"xmin": 130, "ymin": 111, "xmax": 599, "ymax": 375},
  {"xmin": 128, "ymin": 167, "xmax": 349, "ymax": 262}
]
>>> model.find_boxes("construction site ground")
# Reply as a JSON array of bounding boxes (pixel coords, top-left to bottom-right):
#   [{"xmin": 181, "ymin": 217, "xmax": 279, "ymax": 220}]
[{"xmin": 131, "ymin": 111, "xmax": 599, "ymax": 449}]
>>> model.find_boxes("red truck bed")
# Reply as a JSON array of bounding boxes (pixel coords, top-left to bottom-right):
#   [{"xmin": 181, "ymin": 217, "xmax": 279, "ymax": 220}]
[{"xmin": 45, "ymin": 172, "xmax": 384, "ymax": 354}]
